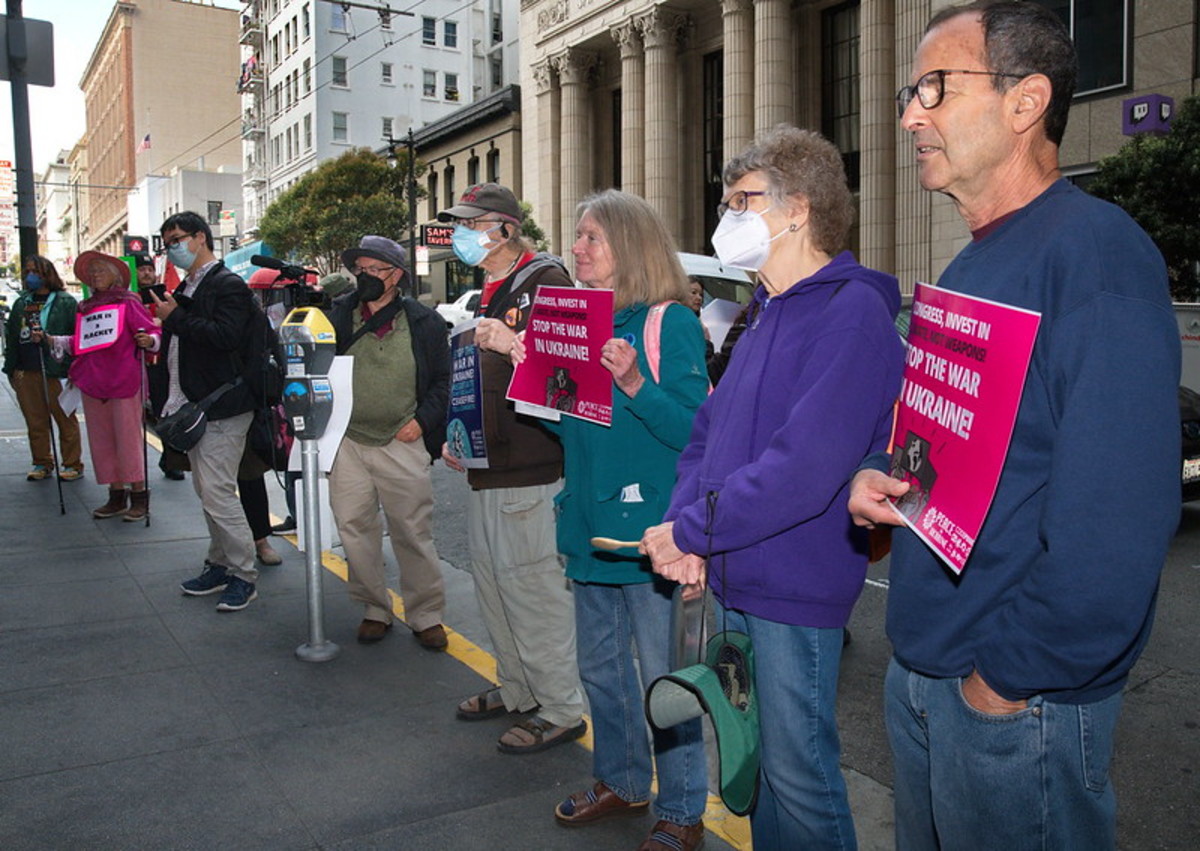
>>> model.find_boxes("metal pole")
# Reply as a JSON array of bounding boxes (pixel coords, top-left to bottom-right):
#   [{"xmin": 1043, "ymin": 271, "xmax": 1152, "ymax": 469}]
[
  {"xmin": 406, "ymin": 129, "xmax": 419, "ymax": 296},
  {"xmin": 7, "ymin": 0, "xmax": 39, "ymax": 263},
  {"xmin": 294, "ymin": 437, "xmax": 339, "ymax": 662}
]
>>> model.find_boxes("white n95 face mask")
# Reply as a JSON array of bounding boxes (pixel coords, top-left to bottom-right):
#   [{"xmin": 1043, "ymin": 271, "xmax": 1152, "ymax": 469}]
[{"xmin": 711, "ymin": 209, "xmax": 787, "ymax": 272}]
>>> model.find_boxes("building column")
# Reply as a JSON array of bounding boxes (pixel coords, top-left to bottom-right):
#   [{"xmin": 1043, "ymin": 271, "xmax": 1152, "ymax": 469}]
[
  {"xmin": 610, "ymin": 21, "xmax": 645, "ymax": 196},
  {"xmin": 721, "ymin": 0, "xmax": 754, "ymax": 159},
  {"xmin": 860, "ymin": 0, "xmax": 895, "ymax": 273},
  {"xmin": 638, "ymin": 7, "xmax": 688, "ymax": 241},
  {"xmin": 552, "ymin": 48, "xmax": 597, "ymax": 253},
  {"xmin": 532, "ymin": 59, "xmax": 561, "ymax": 251},
  {"xmin": 753, "ymin": 0, "xmax": 792, "ymax": 132}
]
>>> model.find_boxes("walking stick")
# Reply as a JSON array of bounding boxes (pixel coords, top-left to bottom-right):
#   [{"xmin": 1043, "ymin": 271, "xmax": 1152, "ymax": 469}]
[
  {"xmin": 137, "ymin": 328, "xmax": 151, "ymax": 527},
  {"xmin": 29, "ymin": 317, "xmax": 66, "ymax": 515}
]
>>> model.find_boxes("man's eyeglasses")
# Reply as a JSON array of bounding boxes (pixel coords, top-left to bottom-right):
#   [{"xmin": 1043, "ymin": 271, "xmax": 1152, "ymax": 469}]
[
  {"xmin": 163, "ymin": 232, "xmax": 195, "ymax": 249},
  {"xmin": 352, "ymin": 264, "xmax": 395, "ymax": 277},
  {"xmin": 460, "ymin": 217, "xmax": 504, "ymax": 230},
  {"xmin": 895, "ymin": 69, "xmax": 1026, "ymax": 118},
  {"xmin": 717, "ymin": 190, "xmax": 769, "ymax": 218}
]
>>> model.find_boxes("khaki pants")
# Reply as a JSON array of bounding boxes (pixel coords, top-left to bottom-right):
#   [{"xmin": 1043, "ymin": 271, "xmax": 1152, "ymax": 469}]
[
  {"xmin": 190, "ymin": 411, "xmax": 257, "ymax": 582},
  {"xmin": 329, "ymin": 437, "xmax": 445, "ymax": 631},
  {"xmin": 10, "ymin": 369, "xmax": 83, "ymax": 471},
  {"xmin": 468, "ymin": 481, "xmax": 584, "ymax": 727}
]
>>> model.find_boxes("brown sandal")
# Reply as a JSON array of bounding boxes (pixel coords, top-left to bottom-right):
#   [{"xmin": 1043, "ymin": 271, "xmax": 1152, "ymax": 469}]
[
  {"xmin": 497, "ymin": 715, "xmax": 587, "ymax": 755},
  {"xmin": 554, "ymin": 780, "xmax": 649, "ymax": 826},
  {"xmin": 637, "ymin": 819, "xmax": 705, "ymax": 851},
  {"xmin": 456, "ymin": 687, "xmax": 508, "ymax": 721}
]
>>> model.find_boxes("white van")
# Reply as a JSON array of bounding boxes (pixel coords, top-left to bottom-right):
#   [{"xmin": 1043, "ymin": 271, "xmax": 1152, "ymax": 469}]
[{"xmin": 677, "ymin": 252, "xmax": 754, "ymax": 350}]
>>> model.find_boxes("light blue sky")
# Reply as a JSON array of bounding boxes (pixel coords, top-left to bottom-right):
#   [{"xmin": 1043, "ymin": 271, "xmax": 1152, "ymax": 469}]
[{"xmin": 0, "ymin": 0, "xmax": 240, "ymax": 175}]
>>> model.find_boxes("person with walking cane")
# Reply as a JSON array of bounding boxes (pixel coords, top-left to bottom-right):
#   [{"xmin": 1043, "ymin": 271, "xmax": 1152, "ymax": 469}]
[
  {"xmin": 35, "ymin": 252, "xmax": 160, "ymax": 521},
  {"xmin": 2, "ymin": 254, "xmax": 84, "ymax": 484}
]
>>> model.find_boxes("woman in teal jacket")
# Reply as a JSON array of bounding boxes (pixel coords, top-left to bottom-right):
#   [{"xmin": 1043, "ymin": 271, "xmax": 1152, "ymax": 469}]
[
  {"xmin": 529, "ymin": 190, "xmax": 710, "ymax": 851},
  {"xmin": 2, "ymin": 255, "xmax": 83, "ymax": 481}
]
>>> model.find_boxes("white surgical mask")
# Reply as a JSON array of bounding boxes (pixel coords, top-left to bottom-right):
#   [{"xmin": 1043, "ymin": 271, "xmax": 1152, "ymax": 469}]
[{"xmin": 710, "ymin": 208, "xmax": 789, "ymax": 272}]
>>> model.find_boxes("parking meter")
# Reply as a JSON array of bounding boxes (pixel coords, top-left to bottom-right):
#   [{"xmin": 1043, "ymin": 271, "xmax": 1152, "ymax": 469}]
[
  {"xmin": 280, "ymin": 307, "xmax": 337, "ymax": 439},
  {"xmin": 279, "ymin": 306, "xmax": 340, "ymax": 663}
]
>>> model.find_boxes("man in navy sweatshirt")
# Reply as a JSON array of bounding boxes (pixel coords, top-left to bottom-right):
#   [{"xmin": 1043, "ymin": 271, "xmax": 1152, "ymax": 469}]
[{"xmin": 849, "ymin": 3, "xmax": 1179, "ymax": 850}]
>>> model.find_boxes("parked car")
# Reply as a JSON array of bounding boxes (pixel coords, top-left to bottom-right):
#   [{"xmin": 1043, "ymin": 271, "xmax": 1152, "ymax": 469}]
[
  {"xmin": 677, "ymin": 251, "xmax": 754, "ymax": 350},
  {"xmin": 1180, "ymin": 386, "xmax": 1200, "ymax": 502},
  {"xmin": 436, "ymin": 289, "xmax": 482, "ymax": 329}
]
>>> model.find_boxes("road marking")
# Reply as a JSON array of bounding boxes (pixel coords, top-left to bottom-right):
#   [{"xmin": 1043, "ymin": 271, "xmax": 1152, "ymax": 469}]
[{"xmin": 866, "ymin": 577, "xmax": 890, "ymax": 589}]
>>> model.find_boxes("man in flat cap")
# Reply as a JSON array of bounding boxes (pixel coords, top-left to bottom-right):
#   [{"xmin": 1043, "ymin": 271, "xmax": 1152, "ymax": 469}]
[{"xmin": 326, "ymin": 235, "xmax": 452, "ymax": 649}]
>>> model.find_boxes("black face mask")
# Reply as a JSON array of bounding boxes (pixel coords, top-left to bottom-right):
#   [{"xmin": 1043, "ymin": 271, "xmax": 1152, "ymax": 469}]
[{"xmin": 355, "ymin": 271, "xmax": 387, "ymax": 302}]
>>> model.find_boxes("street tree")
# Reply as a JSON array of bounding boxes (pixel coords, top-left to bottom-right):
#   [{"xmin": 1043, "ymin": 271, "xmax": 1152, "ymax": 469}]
[
  {"xmin": 1087, "ymin": 94, "xmax": 1200, "ymax": 301},
  {"xmin": 257, "ymin": 147, "xmax": 420, "ymax": 274}
]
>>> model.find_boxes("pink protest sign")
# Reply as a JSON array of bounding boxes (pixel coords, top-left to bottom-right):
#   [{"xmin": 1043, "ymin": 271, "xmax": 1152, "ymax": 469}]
[
  {"xmin": 73, "ymin": 302, "xmax": 127, "ymax": 355},
  {"xmin": 507, "ymin": 285, "xmax": 615, "ymax": 426},
  {"xmin": 888, "ymin": 282, "xmax": 1041, "ymax": 574}
]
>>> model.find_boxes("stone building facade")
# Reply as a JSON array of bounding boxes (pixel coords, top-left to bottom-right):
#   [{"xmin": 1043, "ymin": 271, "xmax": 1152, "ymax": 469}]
[{"xmin": 520, "ymin": 0, "xmax": 1199, "ymax": 292}]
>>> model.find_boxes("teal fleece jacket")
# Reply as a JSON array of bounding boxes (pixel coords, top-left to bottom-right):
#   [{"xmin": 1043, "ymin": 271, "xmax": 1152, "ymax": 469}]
[{"xmin": 552, "ymin": 301, "xmax": 708, "ymax": 585}]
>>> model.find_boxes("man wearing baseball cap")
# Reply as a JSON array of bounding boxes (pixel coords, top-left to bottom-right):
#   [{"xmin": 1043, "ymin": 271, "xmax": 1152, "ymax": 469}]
[
  {"xmin": 438, "ymin": 184, "xmax": 587, "ymax": 755},
  {"xmin": 325, "ymin": 235, "xmax": 452, "ymax": 649}
]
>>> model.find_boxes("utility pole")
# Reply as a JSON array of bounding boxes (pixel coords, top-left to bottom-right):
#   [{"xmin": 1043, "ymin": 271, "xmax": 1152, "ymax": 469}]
[
  {"xmin": 6, "ymin": 0, "xmax": 38, "ymax": 265},
  {"xmin": 384, "ymin": 132, "xmax": 421, "ymax": 296},
  {"xmin": 406, "ymin": 128, "xmax": 419, "ymax": 296}
]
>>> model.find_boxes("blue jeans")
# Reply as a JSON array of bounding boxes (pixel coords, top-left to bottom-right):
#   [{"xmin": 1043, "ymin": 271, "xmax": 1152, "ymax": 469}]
[
  {"xmin": 717, "ymin": 604, "xmax": 857, "ymax": 851},
  {"xmin": 573, "ymin": 578, "xmax": 707, "ymax": 826},
  {"xmin": 885, "ymin": 657, "xmax": 1122, "ymax": 851}
]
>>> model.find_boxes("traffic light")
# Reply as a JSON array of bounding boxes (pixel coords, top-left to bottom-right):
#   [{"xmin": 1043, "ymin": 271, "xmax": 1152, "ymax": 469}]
[
  {"xmin": 124, "ymin": 234, "xmax": 149, "ymax": 255},
  {"xmin": 229, "ymin": 236, "xmax": 240, "ymax": 250}
]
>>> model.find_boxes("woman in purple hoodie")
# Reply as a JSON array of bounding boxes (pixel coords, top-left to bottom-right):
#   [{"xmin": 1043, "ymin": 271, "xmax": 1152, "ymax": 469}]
[{"xmin": 643, "ymin": 126, "xmax": 905, "ymax": 850}]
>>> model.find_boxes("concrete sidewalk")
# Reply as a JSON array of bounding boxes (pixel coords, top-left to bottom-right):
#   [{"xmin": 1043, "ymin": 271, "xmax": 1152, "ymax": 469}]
[{"xmin": 0, "ymin": 380, "xmax": 893, "ymax": 849}]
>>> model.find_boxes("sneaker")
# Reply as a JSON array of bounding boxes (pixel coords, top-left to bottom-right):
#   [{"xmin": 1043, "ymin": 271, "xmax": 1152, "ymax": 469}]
[
  {"xmin": 58, "ymin": 466, "xmax": 83, "ymax": 481},
  {"xmin": 216, "ymin": 576, "xmax": 258, "ymax": 612},
  {"xmin": 270, "ymin": 516, "xmax": 296, "ymax": 534},
  {"xmin": 26, "ymin": 465, "xmax": 51, "ymax": 481},
  {"xmin": 180, "ymin": 562, "xmax": 229, "ymax": 596}
]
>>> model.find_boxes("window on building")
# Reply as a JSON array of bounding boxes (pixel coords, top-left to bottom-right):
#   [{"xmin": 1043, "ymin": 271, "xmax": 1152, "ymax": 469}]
[
  {"xmin": 492, "ymin": 12, "xmax": 503, "ymax": 44},
  {"xmin": 1032, "ymin": 0, "xmax": 1128, "ymax": 95},
  {"xmin": 272, "ymin": 84, "xmax": 281, "ymax": 117},
  {"xmin": 821, "ymin": 1, "xmax": 860, "ymax": 190},
  {"xmin": 332, "ymin": 56, "xmax": 348, "ymax": 87},
  {"xmin": 428, "ymin": 171, "xmax": 439, "ymax": 219},
  {"xmin": 284, "ymin": 22, "xmax": 291, "ymax": 55},
  {"xmin": 207, "ymin": 201, "xmax": 222, "ymax": 224},
  {"xmin": 490, "ymin": 57, "xmax": 503, "ymax": 91},
  {"xmin": 422, "ymin": 16, "xmax": 436, "ymax": 45},
  {"xmin": 285, "ymin": 75, "xmax": 293, "ymax": 109},
  {"xmin": 304, "ymin": 113, "xmax": 312, "ymax": 150},
  {"xmin": 382, "ymin": 117, "xmax": 393, "ymax": 140},
  {"xmin": 302, "ymin": 3, "xmax": 310, "ymax": 39},
  {"xmin": 701, "ymin": 51, "xmax": 724, "ymax": 240},
  {"xmin": 286, "ymin": 126, "xmax": 294, "ymax": 161},
  {"xmin": 444, "ymin": 165, "xmax": 456, "ymax": 209},
  {"xmin": 332, "ymin": 111, "xmax": 348, "ymax": 142},
  {"xmin": 381, "ymin": 62, "xmax": 393, "ymax": 84},
  {"xmin": 467, "ymin": 155, "xmax": 480, "ymax": 186},
  {"xmin": 486, "ymin": 148, "xmax": 500, "ymax": 183},
  {"xmin": 271, "ymin": 34, "xmax": 280, "ymax": 65},
  {"xmin": 445, "ymin": 72, "xmax": 459, "ymax": 102},
  {"xmin": 423, "ymin": 70, "xmax": 436, "ymax": 98},
  {"xmin": 303, "ymin": 58, "xmax": 312, "ymax": 94},
  {"xmin": 331, "ymin": 4, "xmax": 347, "ymax": 31},
  {"xmin": 445, "ymin": 21, "xmax": 458, "ymax": 48}
]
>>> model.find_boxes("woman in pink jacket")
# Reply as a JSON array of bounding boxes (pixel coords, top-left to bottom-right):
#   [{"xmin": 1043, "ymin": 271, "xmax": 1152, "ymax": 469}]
[{"xmin": 39, "ymin": 252, "xmax": 160, "ymax": 521}]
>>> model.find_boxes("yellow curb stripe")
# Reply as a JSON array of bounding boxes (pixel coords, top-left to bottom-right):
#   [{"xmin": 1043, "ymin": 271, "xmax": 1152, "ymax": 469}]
[{"xmin": 275, "ymin": 513, "xmax": 750, "ymax": 848}]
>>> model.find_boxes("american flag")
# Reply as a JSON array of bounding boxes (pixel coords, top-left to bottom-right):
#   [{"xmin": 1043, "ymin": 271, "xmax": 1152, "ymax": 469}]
[{"xmin": 135, "ymin": 133, "xmax": 151, "ymax": 154}]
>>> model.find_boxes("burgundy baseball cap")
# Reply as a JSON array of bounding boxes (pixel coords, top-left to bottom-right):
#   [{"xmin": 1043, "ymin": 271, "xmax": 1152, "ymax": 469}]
[{"xmin": 436, "ymin": 183, "xmax": 523, "ymax": 224}]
